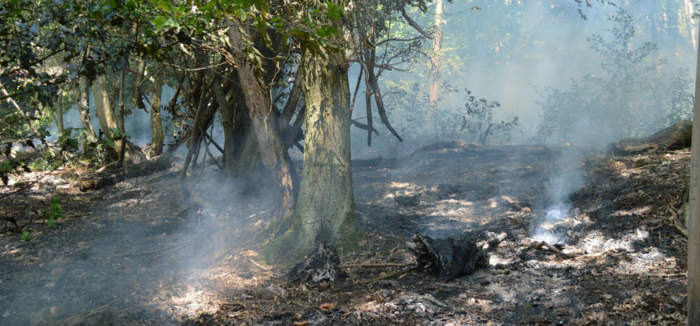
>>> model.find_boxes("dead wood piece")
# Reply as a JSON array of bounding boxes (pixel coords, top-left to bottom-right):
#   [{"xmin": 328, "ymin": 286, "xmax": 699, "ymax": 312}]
[
  {"xmin": 288, "ymin": 243, "xmax": 347, "ymax": 284},
  {"xmin": 408, "ymin": 233, "xmax": 487, "ymax": 280},
  {"xmin": 341, "ymin": 262, "xmax": 415, "ymax": 269},
  {"xmin": 355, "ymin": 265, "xmax": 416, "ymax": 285},
  {"xmin": 79, "ymin": 156, "xmax": 173, "ymax": 191},
  {"xmin": 667, "ymin": 205, "xmax": 688, "ymax": 237},
  {"xmin": 49, "ymin": 304, "xmax": 113, "ymax": 326},
  {"xmin": 612, "ymin": 120, "xmax": 691, "ymax": 155},
  {"xmin": 673, "ymin": 220, "xmax": 688, "ymax": 237},
  {"xmin": 249, "ymin": 258, "xmax": 273, "ymax": 271},
  {"xmin": 529, "ymin": 241, "xmax": 571, "ymax": 259}
]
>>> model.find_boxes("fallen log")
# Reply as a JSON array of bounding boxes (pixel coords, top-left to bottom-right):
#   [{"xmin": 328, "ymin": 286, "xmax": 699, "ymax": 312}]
[
  {"xmin": 79, "ymin": 155, "xmax": 174, "ymax": 191},
  {"xmin": 612, "ymin": 120, "xmax": 692, "ymax": 155}
]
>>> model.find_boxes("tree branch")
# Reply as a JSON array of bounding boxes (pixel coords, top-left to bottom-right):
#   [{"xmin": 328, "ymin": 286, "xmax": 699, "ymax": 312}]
[{"xmin": 401, "ymin": 7, "xmax": 433, "ymax": 40}]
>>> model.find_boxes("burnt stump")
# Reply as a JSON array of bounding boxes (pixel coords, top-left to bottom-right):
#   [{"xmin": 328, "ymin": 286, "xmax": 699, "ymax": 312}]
[{"xmin": 408, "ymin": 233, "xmax": 488, "ymax": 280}]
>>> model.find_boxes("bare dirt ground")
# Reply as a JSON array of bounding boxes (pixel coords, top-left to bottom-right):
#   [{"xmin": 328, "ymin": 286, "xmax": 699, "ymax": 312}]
[{"xmin": 0, "ymin": 141, "xmax": 689, "ymax": 325}]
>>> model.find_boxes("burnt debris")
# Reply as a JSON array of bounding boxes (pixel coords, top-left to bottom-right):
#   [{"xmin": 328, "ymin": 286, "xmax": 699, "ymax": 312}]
[
  {"xmin": 288, "ymin": 243, "xmax": 347, "ymax": 284},
  {"xmin": 408, "ymin": 233, "xmax": 489, "ymax": 280}
]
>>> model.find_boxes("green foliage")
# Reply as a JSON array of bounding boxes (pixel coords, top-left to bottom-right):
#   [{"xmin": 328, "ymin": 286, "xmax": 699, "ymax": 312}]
[
  {"xmin": 20, "ymin": 230, "xmax": 31, "ymax": 242},
  {"xmin": 42, "ymin": 196, "xmax": 64, "ymax": 229},
  {"xmin": 57, "ymin": 128, "xmax": 80, "ymax": 152},
  {"xmin": 102, "ymin": 132, "xmax": 115, "ymax": 149}
]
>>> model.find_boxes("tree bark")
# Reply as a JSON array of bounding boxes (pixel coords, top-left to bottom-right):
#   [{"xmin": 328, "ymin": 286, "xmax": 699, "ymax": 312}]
[
  {"xmin": 78, "ymin": 76, "xmax": 97, "ymax": 152},
  {"xmin": 117, "ymin": 64, "xmax": 128, "ymax": 166},
  {"xmin": 227, "ymin": 25, "xmax": 295, "ymax": 219},
  {"xmin": 428, "ymin": 0, "xmax": 443, "ymax": 107},
  {"xmin": 284, "ymin": 44, "xmax": 355, "ymax": 254},
  {"xmin": 93, "ymin": 74, "xmax": 123, "ymax": 157},
  {"xmin": 150, "ymin": 74, "xmax": 165, "ymax": 155},
  {"xmin": 212, "ymin": 74, "xmax": 251, "ymax": 174},
  {"xmin": 279, "ymin": 65, "xmax": 304, "ymax": 129},
  {"xmin": 55, "ymin": 95, "xmax": 64, "ymax": 135},
  {"xmin": 688, "ymin": 22, "xmax": 700, "ymax": 325}
]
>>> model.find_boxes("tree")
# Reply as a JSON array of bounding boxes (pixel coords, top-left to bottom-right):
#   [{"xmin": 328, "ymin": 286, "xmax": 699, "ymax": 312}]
[
  {"xmin": 149, "ymin": 73, "xmax": 165, "ymax": 156},
  {"xmin": 287, "ymin": 17, "xmax": 356, "ymax": 255},
  {"xmin": 428, "ymin": 0, "xmax": 443, "ymax": 107},
  {"xmin": 77, "ymin": 74, "xmax": 97, "ymax": 153},
  {"xmin": 688, "ymin": 19, "xmax": 700, "ymax": 326}
]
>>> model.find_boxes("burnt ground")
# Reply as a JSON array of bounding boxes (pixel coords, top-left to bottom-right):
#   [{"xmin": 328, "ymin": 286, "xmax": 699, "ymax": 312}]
[{"xmin": 0, "ymin": 141, "xmax": 690, "ymax": 325}]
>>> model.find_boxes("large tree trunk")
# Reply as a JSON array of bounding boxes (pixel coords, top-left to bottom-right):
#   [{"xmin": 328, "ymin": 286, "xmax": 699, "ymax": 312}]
[
  {"xmin": 227, "ymin": 25, "xmax": 295, "ymax": 220},
  {"xmin": 428, "ymin": 0, "xmax": 443, "ymax": 107},
  {"xmin": 150, "ymin": 74, "xmax": 165, "ymax": 156},
  {"xmin": 688, "ymin": 22, "xmax": 700, "ymax": 325},
  {"xmin": 284, "ymin": 45, "xmax": 355, "ymax": 255},
  {"xmin": 77, "ymin": 76, "xmax": 97, "ymax": 153}
]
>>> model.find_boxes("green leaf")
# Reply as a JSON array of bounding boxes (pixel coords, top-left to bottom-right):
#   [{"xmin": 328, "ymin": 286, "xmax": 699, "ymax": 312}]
[
  {"xmin": 103, "ymin": 133, "xmax": 115, "ymax": 149},
  {"xmin": 156, "ymin": 0, "xmax": 174, "ymax": 12},
  {"xmin": 317, "ymin": 25, "xmax": 338, "ymax": 38},
  {"xmin": 153, "ymin": 15, "xmax": 178, "ymax": 30},
  {"xmin": 327, "ymin": 3, "xmax": 343, "ymax": 21},
  {"xmin": 236, "ymin": 8, "xmax": 247, "ymax": 22}
]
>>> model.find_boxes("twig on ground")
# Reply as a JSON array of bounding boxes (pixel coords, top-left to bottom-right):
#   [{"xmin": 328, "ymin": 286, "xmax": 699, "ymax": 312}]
[
  {"xmin": 647, "ymin": 272, "xmax": 686, "ymax": 278},
  {"xmin": 667, "ymin": 205, "xmax": 687, "ymax": 237},
  {"xmin": 249, "ymin": 258, "xmax": 273, "ymax": 271},
  {"xmin": 341, "ymin": 262, "xmax": 415, "ymax": 269},
  {"xmin": 529, "ymin": 241, "xmax": 571, "ymax": 259},
  {"xmin": 355, "ymin": 265, "xmax": 417, "ymax": 285}
]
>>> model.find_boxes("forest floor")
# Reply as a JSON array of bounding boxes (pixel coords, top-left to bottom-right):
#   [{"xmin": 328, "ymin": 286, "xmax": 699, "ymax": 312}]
[{"xmin": 0, "ymin": 141, "xmax": 690, "ymax": 325}]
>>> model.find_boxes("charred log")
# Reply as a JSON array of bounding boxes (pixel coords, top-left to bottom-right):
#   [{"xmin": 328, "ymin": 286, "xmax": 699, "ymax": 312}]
[
  {"xmin": 408, "ymin": 233, "xmax": 488, "ymax": 280},
  {"xmin": 612, "ymin": 120, "xmax": 692, "ymax": 154}
]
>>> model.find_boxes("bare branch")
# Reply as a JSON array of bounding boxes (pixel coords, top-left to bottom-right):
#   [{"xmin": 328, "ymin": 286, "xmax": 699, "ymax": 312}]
[{"xmin": 401, "ymin": 7, "xmax": 433, "ymax": 40}]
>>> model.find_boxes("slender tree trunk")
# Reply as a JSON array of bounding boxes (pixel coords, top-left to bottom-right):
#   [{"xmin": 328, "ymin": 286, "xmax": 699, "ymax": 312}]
[
  {"xmin": 133, "ymin": 57, "xmax": 147, "ymax": 110},
  {"xmin": 92, "ymin": 74, "xmax": 122, "ymax": 153},
  {"xmin": 683, "ymin": 0, "xmax": 697, "ymax": 51},
  {"xmin": 117, "ymin": 64, "xmax": 128, "ymax": 166},
  {"xmin": 213, "ymin": 74, "xmax": 242, "ymax": 173},
  {"xmin": 365, "ymin": 85, "xmax": 373, "ymax": 146},
  {"xmin": 93, "ymin": 75, "xmax": 119, "ymax": 135},
  {"xmin": 688, "ymin": 22, "xmax": 700, "ymax": 325},
  {"xmin": 279, "ymin": 65, "xmax": 304, "ymax": 129},
  {"xmin": 429, "ymin": 0, "xmax": 443, "ymax": 107},
  {"xmin": 227, "ymin": 25, "xmax": 295, "ymax": 219},
  {"xmin": 54, "ymin": 96, "xmax": 64, "ymax": 135},
  {"xmin": 283, "ymin": 44, "xmax": 355, "ymax": 254},
  {"xmin": 78, "ymin": 76, "xmax": 97, "ymax": 152},
  {"xmin": 150, "ymin": 74, "xmax": 165, "ymax": 155}
]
